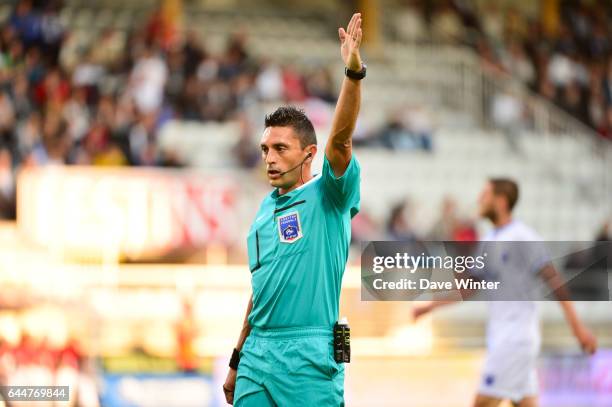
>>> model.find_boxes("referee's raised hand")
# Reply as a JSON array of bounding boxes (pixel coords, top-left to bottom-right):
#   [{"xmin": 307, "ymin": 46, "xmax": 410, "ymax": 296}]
[{"xmin": 338, "ymin": 13, "xmax": 363, "ymax": 72}]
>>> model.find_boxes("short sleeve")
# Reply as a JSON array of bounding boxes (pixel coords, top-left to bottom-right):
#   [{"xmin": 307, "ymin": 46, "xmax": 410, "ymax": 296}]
[
  {"xmin": 466, "ymin": 241, "xmax": 489, "ymax": 280},
  {"xmin": 321, "ymin": 154, "xmax": 361, "ymax": 218},
  {"xmin": 517, "ymin": 226, "xmax": 550, "ymax": 275},
  {"xmin": 526, "ymin": 241, "xmax": 551, "ymax": 275}
]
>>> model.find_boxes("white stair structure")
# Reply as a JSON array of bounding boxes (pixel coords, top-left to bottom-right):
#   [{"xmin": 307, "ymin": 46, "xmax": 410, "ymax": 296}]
[{"xmin": 356, "ymin": 129, "xmax": 609, "ymax": 241}]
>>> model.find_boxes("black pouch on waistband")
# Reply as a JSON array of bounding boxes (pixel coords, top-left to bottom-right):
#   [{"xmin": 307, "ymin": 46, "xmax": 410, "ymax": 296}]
[{"xmin": 333, "ymin": 320, "xmax": 350, "ymax": 363}]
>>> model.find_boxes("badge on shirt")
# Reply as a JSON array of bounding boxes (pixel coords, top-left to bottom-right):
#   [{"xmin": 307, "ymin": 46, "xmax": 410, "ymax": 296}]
[{"xmin": 277, "ymin": 211, "xmax": 303, "ymax": 243}]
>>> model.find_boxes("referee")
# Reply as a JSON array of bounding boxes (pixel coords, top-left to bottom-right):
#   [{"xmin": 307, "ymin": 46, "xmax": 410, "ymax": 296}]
[{"xmin": 223, "ymin": 13, "xmax": 365, "ymax": 407}]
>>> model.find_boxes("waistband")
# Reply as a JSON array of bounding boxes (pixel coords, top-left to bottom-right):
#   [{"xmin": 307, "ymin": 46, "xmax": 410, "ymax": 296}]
[{"xmin": 250, "ymin": 326, "xmax": 332, "ymax": 339}]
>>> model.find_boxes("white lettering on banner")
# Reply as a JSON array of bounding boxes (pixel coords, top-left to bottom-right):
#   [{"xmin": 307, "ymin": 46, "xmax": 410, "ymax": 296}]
[{"xmin": 17, "ymin": 168, "xmax": 238, "ymax": 259}]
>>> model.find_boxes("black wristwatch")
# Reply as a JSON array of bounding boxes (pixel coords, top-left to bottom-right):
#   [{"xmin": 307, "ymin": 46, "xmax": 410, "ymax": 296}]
[
  {"xmin": 229, "ymin": 348, "xmax": 240, "ymax": 370},
  {"xmin": 345, "ymin": 63, "xmax": 367, "ymax": 80}
]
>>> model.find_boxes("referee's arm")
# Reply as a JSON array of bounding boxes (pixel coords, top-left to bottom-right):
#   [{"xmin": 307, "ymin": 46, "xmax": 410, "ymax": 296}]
[
  {"xmin": 224, "ymin": 294, "xmax": 253, "ymax": 404},
  {"xmin": 235, "ymin": 294, "xmax": 253, "ymax": 351},
  {"xmin": 326, "ymin": 12, "xmax": 363, "ymax": 177}
]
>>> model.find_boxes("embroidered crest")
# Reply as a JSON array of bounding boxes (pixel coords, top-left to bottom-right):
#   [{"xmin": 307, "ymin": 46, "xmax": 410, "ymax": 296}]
[{"xmin": 277, "ymin": 211, "xmax": 303, "ymax": 243}]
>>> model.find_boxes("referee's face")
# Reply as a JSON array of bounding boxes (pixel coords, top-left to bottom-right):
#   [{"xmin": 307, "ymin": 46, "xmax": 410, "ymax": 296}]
[{"xmin": 260, "ymin": 126, "xmax": 306, "ymax": 190}]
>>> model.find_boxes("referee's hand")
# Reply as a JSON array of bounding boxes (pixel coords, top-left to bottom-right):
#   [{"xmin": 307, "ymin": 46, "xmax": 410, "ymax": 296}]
[{"xmin": 223, "ymin": 368, "xmax": 237, "ymax": 405}]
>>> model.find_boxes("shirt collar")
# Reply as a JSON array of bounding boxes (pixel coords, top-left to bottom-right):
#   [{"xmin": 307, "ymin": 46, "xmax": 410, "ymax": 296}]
[
  {"xmin": 271, "ymin": 174, "xmax": 320, "ymax": 201},
  {"xmin": 492, "ymin": 219, "xmax": 516, "ymax": 235}
]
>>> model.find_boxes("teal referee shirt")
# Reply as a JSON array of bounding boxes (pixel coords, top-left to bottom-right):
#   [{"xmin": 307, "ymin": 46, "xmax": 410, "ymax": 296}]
[{"xmin": 246, "ymin": 154, "xmax": 360, "ymax": 329}]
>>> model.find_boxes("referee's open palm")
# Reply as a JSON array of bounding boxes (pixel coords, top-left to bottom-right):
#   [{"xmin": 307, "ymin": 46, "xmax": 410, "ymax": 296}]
[{"xmin": 339, "ymin": 13, "xmax": 363, "ymax": 72}]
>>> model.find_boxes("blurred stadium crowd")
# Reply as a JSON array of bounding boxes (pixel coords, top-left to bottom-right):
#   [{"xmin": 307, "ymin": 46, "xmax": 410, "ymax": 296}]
[
  {"xmin": 393, "ymin": 0, "xmax": 612, "ymax": 139},
  {"xmin": 0, "ymin": 0, "xmax": 609, "ymax": 240},
  {"xmin": 0, "ymin": 0, "xmax": 341, "ymax": 219}
]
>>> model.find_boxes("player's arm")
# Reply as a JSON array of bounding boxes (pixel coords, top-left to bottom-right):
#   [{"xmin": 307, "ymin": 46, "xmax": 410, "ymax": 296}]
[
  {"xmin": 539, "ymin": 264, "xmax": 597, "ymax": 354},
  {"xmin": 325, "ymin": 12, "xmax": 363, "ymax": 177},
  {"xmin": 412, "ymin": 299, "xmax": 454, "ymax": 320},
  {"xmin": 413, "ymin": 273, "xmax": 480, "ymax": 320},
  {"xmin": 223, "ymin": 294, "xmax": 253, "ymax": 405}
]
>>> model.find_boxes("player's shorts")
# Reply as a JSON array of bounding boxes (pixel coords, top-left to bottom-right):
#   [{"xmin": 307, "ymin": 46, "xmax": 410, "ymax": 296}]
[
  {"xmin": 478, "ymin": 344, "xmax": 538, "ymax": 402},
  {"xmin": 234, "ymin": 326, "xmax": 345, "ymax": 407}
]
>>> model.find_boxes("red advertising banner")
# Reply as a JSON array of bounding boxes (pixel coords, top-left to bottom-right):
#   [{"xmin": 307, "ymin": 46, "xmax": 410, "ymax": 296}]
[{"xmin": 17, "ymin": 167, "xmax": 238, "ymax": 260}]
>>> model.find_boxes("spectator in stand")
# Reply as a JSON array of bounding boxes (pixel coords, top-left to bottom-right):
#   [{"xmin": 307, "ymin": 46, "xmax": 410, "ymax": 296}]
[
  {"xmin": 165, "ymin": 45, "xmax": 187, "ymax": 106},
  {"xmin": 33, "ymin": 68, "xmax": 70, "ymax": 108},
  {"xmin": 359, "ymin": 106, "xmax": 434, "ymax": 151},
  {"xmin": 405, "ymin": 104, "xmax": 434, "ymax": 151},
  {"xmin": 430, "ymin": 0, "xmax": 464, "ymax": 43},
  {"xmin": 282, "ymin": 63, "xmax": 307, "ymax": 102},
  {"xmin": 491, "ymin": 84, "xmax": 524, "ymax": 153},
  {"xmin": 595, "ymin": 219, "xmax": 610, "ymax": 241},
  {"xmin": 28, "ymin": 112, "xmax": 69, "ymax": 165},
  {"xmin": 62, "ymin": 86, "xmax": 90, "ymax": 144},
  {"xmin": 231, "ymin": 112, "xmax": 259, "ymax": 169},
  {"xmin": 128, "ymin": 45, "xmax": 168, "ymax": 115},
  {"xmin": 182, "ymin": 30, "xmax": 205, "ymax": 78},
  {"xmin": 39, "ymin": 0, "xmax": 64, "ymax": 66},
  {"xmin": 8, "ymin": 0, "xmax": 41, "ymax": 48},
  {"xmin": 0, "ymin": 0, "xmax": 360, "ymax": 178},
  {"xmin": 604, "ymin": 56, "xmax": 612, "ymax": 105},
  {"xmin": 256, "ymin": 57, "xmax": 283, "ymax": 102},
  {"xmin": 0, "ymin": 92, "xmax": 16, "ymax": 150},
  {"xmin": 428, "ymin": 196, "xmax": 458, "ymax": 241},
  {"xmin": 71, "ymin": 50, "xmax": 105, "ymax": 101},
  {"xmin": 480, "ymin": 3, "xmax": 503, "ymax": 44},
  {"xmin": 12, "ymin": 71, "xmax": 34, "ymax": 120},
  {"xmin": 500, "ymin": 39, "xmax": 536, "ymax": 86},
  {"xmin": 16, "ymin": 111, "xmax": 41, "ymax": 158},
  {"xmin": 393, "ymin": 0, "xmax": 427, "ymax": 43},
  {"xmin": 452, "ymin": 219, "xmax": 477, "ymax": 241},
  {"xmin": 587, "ymin": 66, "xmax": 606, "ymax": 128},
  {"xmin": 0, "ymin": 148, "xmax": 15, "ymax": 219},
  {"xmin": 127, "ymin": 113, "xmax": 158, "ymax": 166},
  {"xmin": 386, "ymin": 200, "xmax": 417, "ymax": 241},
  {"xmin": 597, "ymin": 106, "xmax": 612, "ymax": 141},
  {"xmin": 350, "ymin": 207, "xmax": 380, "ymax": 248},
  {"xmin": 427, "ymin": 196, "xmax": 477, "ymax": 241},
  {"xmin": 305, "ymin": 67, "xmax": 336, "ymax": 104},
  {"xmin": 403, "ymin": 0, "xmax": 612, "ymax": 141},
  {"xmin": 90, "ymin": 28, "xmax": 125, "ymax": 70},
  {"xmin": 558, "ymin": 80, "xmax": 589, "ymax": 124},
  {"xmin": 218, "ymin": 32, "xmax": 249, "ymax": 81}
]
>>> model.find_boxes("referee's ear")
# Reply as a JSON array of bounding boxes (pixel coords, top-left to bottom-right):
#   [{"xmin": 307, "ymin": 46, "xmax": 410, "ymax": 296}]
[{"xmin": 305, "ymin": 144, "xmax": 317, "ymax": 162}]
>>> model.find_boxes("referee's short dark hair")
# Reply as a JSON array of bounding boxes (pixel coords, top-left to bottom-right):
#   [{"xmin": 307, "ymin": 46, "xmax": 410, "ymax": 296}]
[
  {"xmin": 490, "ymin": 178, "xmax": 519, "ymax": 211},
  {"xmin": 265, "ymin": 106, "xmax": 317, "ymax": 148}
]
